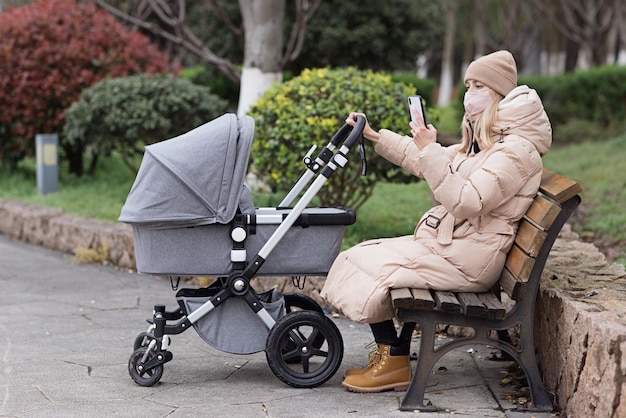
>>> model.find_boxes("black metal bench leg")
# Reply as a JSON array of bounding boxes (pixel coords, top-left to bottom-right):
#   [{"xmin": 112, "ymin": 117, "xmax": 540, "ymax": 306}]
[
  {"xmin": 517, "ymin": 347, "xmax": 553, "ymax": 411},
  {"xmin": 399, "ymin": 319, "xmax": 438, "ymax": 412}
]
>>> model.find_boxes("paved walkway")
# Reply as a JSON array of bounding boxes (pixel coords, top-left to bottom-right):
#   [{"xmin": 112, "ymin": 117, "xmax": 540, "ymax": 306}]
[{"xmin": 0, "ymin": 235, "xmax": 555, "ymax": 417}]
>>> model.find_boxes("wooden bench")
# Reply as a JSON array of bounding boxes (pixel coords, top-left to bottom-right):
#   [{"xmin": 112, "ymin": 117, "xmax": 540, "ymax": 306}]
[{"xmin": 391, "ymin": 169, "xmax": 582, "ymax": 412}]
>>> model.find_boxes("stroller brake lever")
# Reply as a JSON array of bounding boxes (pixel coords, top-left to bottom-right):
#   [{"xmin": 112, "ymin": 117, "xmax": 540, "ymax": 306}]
[
  {"xmin": 358, "ymin": 134, "xmax": 367, "ymax": 176},
  {"xmin": 303, "ymin": 145, "xmax": 317, "ymax": 164}
]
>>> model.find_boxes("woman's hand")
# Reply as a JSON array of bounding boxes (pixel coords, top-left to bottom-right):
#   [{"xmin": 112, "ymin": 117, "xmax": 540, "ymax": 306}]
[
  {"xmin": 409, "ymin": 109, "xmax": 437, "ymax": 150},
  {"xmin": 346, "ymin": 112, "xmax": 380, "ymax": 142}
]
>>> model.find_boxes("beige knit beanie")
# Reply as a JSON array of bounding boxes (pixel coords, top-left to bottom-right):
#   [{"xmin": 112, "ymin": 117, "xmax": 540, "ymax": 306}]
[{"xmin": 464, "ymin": 50, "xmax": 517, "ymax": 97}]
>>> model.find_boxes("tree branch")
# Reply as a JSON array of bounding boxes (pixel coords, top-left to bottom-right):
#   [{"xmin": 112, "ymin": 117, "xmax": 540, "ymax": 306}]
[
  {"xmin": 529, "ymin": 0, "xmax": 582, "ymax": 43},
  {"xmin": 96, "ymin": 0, "xmax": 241, "ymax": 83},
  {"xmin": 208, "ymin": 0, "xmax": 242, "ymax": 38},
  {"xmin": 281, "ymin": 0, "xmax": 321, "ymax": 65}
]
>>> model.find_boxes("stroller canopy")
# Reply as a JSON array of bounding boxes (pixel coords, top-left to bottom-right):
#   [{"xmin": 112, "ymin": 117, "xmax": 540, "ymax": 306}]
[{"xmin": 119, "ymin": 113, "xmax": 254, "ymax": 229}]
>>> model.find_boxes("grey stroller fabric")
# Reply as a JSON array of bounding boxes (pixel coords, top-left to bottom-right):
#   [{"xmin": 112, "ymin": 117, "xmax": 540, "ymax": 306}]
[
  {"xmin": 176, "ymin": 287, "xmax": 285, "ymax": 354},
  {"xmin": 131, "ymin": 207, "xmax": 348, "ymax": 276},
  {"xmin": 119, "ymin": 113, "xmax": 255, "ymax": 228}
]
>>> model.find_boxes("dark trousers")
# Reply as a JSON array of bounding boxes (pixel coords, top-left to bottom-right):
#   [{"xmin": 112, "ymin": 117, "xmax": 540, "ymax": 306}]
[{"xmin": 370, "ymin": 320, "xmax": 415, "ymax": 347}]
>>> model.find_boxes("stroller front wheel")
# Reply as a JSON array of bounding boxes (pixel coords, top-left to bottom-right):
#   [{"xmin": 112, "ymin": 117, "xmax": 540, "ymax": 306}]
[
  {"xmin": 133, "ymin": 332, "xmax": 154, "ymax": 350},
  {"xmin": 266, "ymin": 310, "xmax": 343, "ymax": 388},
  {"xmin": 128, "ymin": 347, "xmax": 164, "ymax": 387}
]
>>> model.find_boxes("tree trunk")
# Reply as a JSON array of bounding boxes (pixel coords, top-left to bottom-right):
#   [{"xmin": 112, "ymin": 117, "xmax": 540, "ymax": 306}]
[
  {"xmin": 617, "ymin": 0, "xmax": 626, "ymax": 64},
  {"xmin": 472, "ymin": 0, "xmax": 486, "ymax": 57},
  {"xmin": 437, "ymin": 5, "xmax": 456, "ymax": 106},
  {"xmin": 62, "ymin": 143, "xmax": 84, "ymax": 177},
  {"xmin": 88, "ymin": 154, "xmax": 99, "ymax": 176},
  {"xmin": 237, "ymin": 0, "xmax": 285, "ymax": 116}
]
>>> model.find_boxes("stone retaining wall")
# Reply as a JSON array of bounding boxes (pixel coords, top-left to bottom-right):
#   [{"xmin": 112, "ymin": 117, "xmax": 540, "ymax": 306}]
[
  {"xmin": 1, "ymin": 198, "xmax": 624, "ymax": 416},
  {"xmin": 0, "ymin": 199, "xmax": 135, "ymax": 269},
  {"xmin": 537, "ymin": 231, "xmax": 626, "ymax": 417}
]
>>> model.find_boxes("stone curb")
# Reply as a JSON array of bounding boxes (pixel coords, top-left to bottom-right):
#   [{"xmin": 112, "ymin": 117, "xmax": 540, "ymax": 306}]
[{"xmin": 0, "ymin": 198, "xmax": 135, "ymax": 269}]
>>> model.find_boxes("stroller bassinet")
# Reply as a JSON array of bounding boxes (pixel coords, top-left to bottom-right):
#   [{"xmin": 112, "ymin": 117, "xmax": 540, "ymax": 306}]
[
  {"xmin": 119, "ymin": 114, "xmax": 354, "ymax": 276},
  {"xmin": 123, "ymin": 113, "xmax": 366, "ymax": 389}
]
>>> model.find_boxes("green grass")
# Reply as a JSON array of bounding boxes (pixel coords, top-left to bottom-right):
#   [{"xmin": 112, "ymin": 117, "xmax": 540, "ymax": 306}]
[
  {"xmin": 0, "ymin": 155, "xmax": 135, "ymax": 221},
  {"xmin": 543, "ymin": 135, "xmax": 626, "ymax": 263},
  {"xmin": 1, "ymin": 133, "xmax": 625, "ymax": 265},
  {"xmin": 342, "ymin": 181, "xmax": 432, "ymax": 248}
]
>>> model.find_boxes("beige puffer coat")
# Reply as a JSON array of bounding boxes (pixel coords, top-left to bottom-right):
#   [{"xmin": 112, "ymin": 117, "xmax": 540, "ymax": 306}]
[{"xmin": 321, "ymin": 85, "xmax": 552, "ymax": 323}]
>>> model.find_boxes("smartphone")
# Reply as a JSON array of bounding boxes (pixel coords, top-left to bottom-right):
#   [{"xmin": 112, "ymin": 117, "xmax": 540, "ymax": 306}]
[{"xmin": 408, "ymin": 95, "xmax": 427, "ymax": 126}]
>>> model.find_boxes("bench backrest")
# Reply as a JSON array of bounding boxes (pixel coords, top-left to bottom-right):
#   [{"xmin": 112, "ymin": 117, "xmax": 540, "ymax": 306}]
[{"xmin": 499, "ymin": 170, "xmax": 582, "ymax": 302}]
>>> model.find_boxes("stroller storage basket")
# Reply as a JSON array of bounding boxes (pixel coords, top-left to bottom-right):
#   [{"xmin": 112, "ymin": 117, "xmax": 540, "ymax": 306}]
[
  {"xmin": 132, "ymin": 206, "xmax": 355, "ymax": 276},
  {"xmin": 176, "ymin": 286, "xmax": 285, "ymax": 354}
]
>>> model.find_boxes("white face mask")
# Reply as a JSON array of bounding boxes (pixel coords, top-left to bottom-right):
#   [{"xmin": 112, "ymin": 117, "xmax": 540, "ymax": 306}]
[{"xmin": 463, "ymin": 90, "xmax": 493, "ymax": 116}]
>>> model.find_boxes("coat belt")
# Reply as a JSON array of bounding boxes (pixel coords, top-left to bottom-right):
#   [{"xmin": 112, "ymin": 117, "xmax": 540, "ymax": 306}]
[
  {"xmin": 437, "ymin": 213, "xmax": 456, "ymax": 245},
  {"xmin": 424, "ymin": 212, "xmax": 456, "ymax": 245},
  {"xmin": 423, "ymin": 210, "xmax": 515, "ymax": 246}
]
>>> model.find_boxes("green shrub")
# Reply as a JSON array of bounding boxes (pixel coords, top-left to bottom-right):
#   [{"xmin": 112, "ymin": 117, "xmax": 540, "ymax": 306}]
[
  {"xmin": 182, "ymin": 65, "xmax": 240, "ymax": 112},
  {"xmin": 521, "ymin": 66, "xmax": 626, "ymax": 143},
  {"xmin": 63, "ymin": 74, "xmax": 228, "ymax": 173},
  {"xmin": 391, "ymin": 73, "xmax": 437, "ymax": 106},
  {"xmin": 247, "ymin": 67, "xmax": 422, "ymax": 212},
  {"xmin": 520, "ymin": 66, "xmax": 626, "ymax": 128}
]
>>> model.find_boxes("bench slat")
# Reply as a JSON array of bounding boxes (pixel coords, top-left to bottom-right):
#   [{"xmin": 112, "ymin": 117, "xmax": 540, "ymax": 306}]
[
  {"xmin": 525, "ymin": 194, "xmax": 561, "ymax": 230},
  {"xmin": 540, "ymin": 169, "xmax": 583, "ymax": 203},
  {"xmin": 390, "ymin": 288, "xmax": 414, "ymax": 310},
  {"xmin": 477, "ymin": 292, "xmax": 507, "ymax": 320},
  {"xmin": 409, "ymin": 288, "xmax": 435, "ymax": 310},
  {"xmin": 500, "ymin": 267, "xmax": 525, "ymax": 301},
  {"xmin": 390, "ymin": 288, "xmax": 435, "ymax": 310},
  {"xmin": 514, "ymin": 219, "xmax": 547, "ymax": 258},
  {"xmin": 504, "ymin": 244, "xmax": 536, "ymax": 283},
  {"xmin": 456, "ymin": 292, "xmax": 487, "ymax": 317},
  {"xmin": 433, "ymin": 291, "xmax": 461, "ymax": 314}
]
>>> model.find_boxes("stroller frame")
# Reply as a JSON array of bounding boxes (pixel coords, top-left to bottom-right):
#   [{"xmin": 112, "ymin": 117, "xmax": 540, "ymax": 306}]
[{"xmin": 127, "ymin": 115, "xmax": 366, "ymax": 388}]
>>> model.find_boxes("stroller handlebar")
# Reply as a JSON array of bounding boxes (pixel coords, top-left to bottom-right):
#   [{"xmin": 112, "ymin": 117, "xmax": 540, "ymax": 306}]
[
  {"xmin": 329, "ymin": 123, "xmax": 352, "ymax": 147},
  {"xmin": 345, "ymin": 115, "xmax": 366, "ymax": 149},
  {"xmin": 329, "ymin": 115, "xmax": 365, "ymax": 150},
  {"xmin": 280, "ymin": 116, "xmax": 366, "ymax": 208}
]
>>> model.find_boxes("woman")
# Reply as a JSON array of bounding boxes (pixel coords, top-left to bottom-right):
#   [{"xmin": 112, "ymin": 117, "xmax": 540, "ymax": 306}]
[{"xmin": 321, "ymin": 50, "xmax": 552, "ymax": 393}]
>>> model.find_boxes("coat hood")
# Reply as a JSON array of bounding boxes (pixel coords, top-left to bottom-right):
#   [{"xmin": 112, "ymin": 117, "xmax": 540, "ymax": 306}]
[{"xmin": 494, "ymin": 85, "xmax": 552, "ymax": 156}]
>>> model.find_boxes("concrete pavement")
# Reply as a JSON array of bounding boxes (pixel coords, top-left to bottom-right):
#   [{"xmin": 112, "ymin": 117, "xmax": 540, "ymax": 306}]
[{"xmin": 0, "ymin": 234, "xmax": 556, "ymax": 417}]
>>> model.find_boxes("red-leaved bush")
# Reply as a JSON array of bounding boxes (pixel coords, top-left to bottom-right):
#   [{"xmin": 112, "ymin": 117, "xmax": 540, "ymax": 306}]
[{"xmin": 0, "ymin": 0, "xmax": 179, "ymax": 174}]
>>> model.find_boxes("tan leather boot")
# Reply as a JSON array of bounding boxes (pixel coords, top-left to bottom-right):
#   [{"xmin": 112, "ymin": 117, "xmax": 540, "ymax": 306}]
[
  {"xmin": 342, "ymin": 344, "xmax": 411, "ymax": 393},
  {"xmin": 344, "ymin": 342, "xmax": 380, "ymax": 377}
]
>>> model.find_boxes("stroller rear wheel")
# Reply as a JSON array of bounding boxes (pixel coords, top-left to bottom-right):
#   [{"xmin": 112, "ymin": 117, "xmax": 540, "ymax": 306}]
[
  {"xmin": 266, "ymin": 310, "xmax": 343, "ymax": 388},
  {"xmin": 282, "ymin": 293, "xmax": 325, "ymax": 364},
  {"xmin": 128, "ymin": 347, "xmax": 164, "ymax": 387},
  {"xmin": 283, "ymin": 292, "xmax": 323, "ymax": 313}
]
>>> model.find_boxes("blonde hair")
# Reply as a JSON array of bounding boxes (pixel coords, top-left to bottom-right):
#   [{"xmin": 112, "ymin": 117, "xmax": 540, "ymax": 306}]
[{"xmin": 459, "ymin": 91, "xmax": 504, "ymax": 154}]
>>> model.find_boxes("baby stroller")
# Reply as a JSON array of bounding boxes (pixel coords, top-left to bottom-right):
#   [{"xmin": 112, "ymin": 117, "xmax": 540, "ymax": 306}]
[{"xmin": 120, "ymin": 113, "xmax": 366, "ymax": 388}]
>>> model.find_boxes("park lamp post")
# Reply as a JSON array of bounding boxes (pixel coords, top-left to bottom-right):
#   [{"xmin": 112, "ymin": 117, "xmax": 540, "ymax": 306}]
[{"xmin": 35, "ymin": 134, "xmax": 58, "ymax": 195}]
